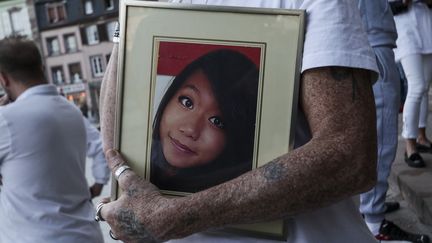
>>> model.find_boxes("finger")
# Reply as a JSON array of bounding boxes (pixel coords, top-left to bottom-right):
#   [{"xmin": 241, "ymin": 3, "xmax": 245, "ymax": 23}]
[{"xmin": 99, "ymin": 200, "xmax": 117, "ymax": 224}]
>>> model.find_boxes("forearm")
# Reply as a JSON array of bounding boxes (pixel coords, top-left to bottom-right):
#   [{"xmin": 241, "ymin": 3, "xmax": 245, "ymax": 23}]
[
  {"xmin": 164, "ymin": 67, "xmax": 377, "ymax": 238},
  {"xmin": 175, "ymin": 138, "xmax": 375, "ymax": 235},
  {"xmin": 100, "ymin": 44, "xmax": 119, "ymax": 152}
]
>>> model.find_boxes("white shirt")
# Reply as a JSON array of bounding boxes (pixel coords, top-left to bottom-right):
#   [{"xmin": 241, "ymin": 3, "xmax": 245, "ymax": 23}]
[
  {"xmin": 167, "ymin": 0, "xmax": 378, "ymax": 242},
  {"xmin": 393, "ymin": 1, "xmax": 432, "ymax": 61},
  {"xmin": 0, "ymin": 84, "xmax": 104, "ymax": 243}
]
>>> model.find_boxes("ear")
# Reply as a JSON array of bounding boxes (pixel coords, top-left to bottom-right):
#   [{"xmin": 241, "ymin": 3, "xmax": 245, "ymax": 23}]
[{"xmin": 0, "ymin": 72, "xmax": 11, "ymax": 88}]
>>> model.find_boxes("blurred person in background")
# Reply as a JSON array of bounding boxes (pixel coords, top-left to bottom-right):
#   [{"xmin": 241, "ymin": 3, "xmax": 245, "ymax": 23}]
[
  {"xmin": 0, "ymin": 36, "xmax": 105, "ymax": 243},
  {"xmin": 359, "ymin": 0, "xmax": 429, "ymax": 242},
  {"xmin": 392, "ymin": 0, "xmax": 432, "ymax": 168}
]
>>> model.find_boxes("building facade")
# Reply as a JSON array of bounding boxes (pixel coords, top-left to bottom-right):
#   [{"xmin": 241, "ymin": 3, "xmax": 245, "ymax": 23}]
[
  {"xmin": 0, "ymin": 0, "xmax": 32, "ymax": 39},
  {"xmin": 35, "ymin": 0, "xmax": 118, "ymax": 121}
]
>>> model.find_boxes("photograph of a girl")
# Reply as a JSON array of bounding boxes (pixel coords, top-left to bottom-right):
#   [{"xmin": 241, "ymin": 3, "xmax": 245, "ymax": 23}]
[{"xmin": 150, "ymin": 45, "xmax": 260, "ymax": 193}]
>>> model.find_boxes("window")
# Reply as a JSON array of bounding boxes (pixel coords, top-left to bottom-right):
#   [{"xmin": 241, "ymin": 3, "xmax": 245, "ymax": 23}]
[
  {"xmin": 84, "ymin": 0, "xmax": 94, "ymax": 15},
  {"xmin": 106, "ymin": 21, "xmax": 116, "ymax": 42},
  {"xmin": 51, "ymin": 66, "xmax": 64, "ymax": 84},
  {"xmin": 68, "ymin": 63, "xmax": 82, "ymax": 83},
  {"xmin": 85, "ymin": 25, "xmax": 99, "ymax": 45},
  {"xmin": 105, "ymin": 0, "xmax": 114, "ymax": 10},
  {"xmin": 64, "ymin": 34, "xmax": 77, "ymax": 53},
  {"xmin": 9, "ymin": 7, "xmax": 25, "ymax": 35},
  {"xmin": 46, "ymin": 2, "xmax": 66, "ymax": 24},
  {"xmin": 90, "ymin": 55, "xmax": 104, "ymax": 77},
  {"xmin": 46, "ymin": 37, "xmax": 60, "ymax": 56}
]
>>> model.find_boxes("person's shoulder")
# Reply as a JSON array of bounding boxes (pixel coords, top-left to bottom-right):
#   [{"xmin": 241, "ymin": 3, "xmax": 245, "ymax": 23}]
[{"xmin": 0, "ymin": 101, "xmax": 18, "ymax": 115}]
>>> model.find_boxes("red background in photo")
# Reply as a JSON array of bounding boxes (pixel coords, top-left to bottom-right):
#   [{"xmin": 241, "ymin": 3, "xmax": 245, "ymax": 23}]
[{"xmin": 157, "ymin": 41, "xmax": 262, "ymax": 76}]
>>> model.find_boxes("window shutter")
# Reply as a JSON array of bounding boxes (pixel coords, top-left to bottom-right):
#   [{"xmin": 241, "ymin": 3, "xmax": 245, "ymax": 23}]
[
  {"xmin": 80, "ymin": 27, "xmax": 88, "ymax": 45},
  {"xmin": 98, "ymin": 24, "xmax": 108, "ymax": 42}
]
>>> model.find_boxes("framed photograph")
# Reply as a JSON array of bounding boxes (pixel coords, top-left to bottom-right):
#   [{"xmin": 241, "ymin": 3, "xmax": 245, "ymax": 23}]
[{"xmin": 113, "ymin": 1, "xmax": 305, "ymax": 241}]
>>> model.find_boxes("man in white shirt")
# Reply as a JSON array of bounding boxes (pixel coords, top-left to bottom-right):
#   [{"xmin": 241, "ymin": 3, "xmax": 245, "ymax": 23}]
[
  {"xmin": 358, "ymin": 0, "xmax": 430, "ymax": 242},
  {"xmin": 0, "ymin": 37, "xmax": 104, "ymax": 243},
  {"xmin": 99, "ymin": 0, "xmax": 380, "ymax": 242}
]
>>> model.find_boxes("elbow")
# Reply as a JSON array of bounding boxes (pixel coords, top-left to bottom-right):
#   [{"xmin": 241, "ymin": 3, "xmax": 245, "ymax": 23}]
[
  {"xmin": 324, "ymin": 121, "xmax": 377, "ymax": 195},
  {"xmin": 333, "ymin": 141, "xmax": 377, "ymax": 196},
  {"xmin": 349, "ymin": 132, "xmax": 378, "ymax": 194}
]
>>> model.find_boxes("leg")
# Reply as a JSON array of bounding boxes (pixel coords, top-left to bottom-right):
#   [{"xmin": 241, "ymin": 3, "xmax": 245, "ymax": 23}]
[
  {"xmin": 400, "ymin": 54, "xmax": 428, "ymax": 156},
  {"xmin": 360, "ymin": 47, "xmax": 400, "ymax": 228},
  {"xmin": 362, "ymin": 48, "xmax": 431, "ymax": 243},
  {"xmin": 417, "ymin": 54, "xmax": 432, "ymax": 146}
]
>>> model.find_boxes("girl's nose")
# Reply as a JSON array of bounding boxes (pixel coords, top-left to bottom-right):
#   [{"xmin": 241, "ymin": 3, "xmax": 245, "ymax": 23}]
[{"xmin": 179, "ymin": 115, "xmax": 202, "ymax": 140}]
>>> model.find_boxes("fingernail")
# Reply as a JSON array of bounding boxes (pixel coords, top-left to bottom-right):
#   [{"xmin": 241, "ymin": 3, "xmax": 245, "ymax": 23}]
[{"xmin": 106, "ymin": 149, "xmax": 118, "ymax": 159}]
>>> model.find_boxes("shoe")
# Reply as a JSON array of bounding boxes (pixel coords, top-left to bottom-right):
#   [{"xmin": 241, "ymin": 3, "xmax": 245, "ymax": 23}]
[
  {"xmin": 416, "ymin": 143, "xmax": 432, "ymax": 153},
  {"xmin": 376, "ymin": 219, "xmax": 430, "ymax": 243},
  {"xmin": 404, "ymin": 152, "xmax": 426, "ymax": 168},
  {"xmin": 384, "ymin": 202, "xmax": 400, "ymax": 214}
]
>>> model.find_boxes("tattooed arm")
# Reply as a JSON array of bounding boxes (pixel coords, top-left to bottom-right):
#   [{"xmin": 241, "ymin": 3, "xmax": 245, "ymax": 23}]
[{"xmin": 100, "ymin": 66, "xmax": 377, "ymax": 242}]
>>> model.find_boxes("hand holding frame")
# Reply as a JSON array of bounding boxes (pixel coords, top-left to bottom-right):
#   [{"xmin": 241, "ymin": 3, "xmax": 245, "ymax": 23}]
[{"xmin": 99, "ymin": 149, "xmax": 177, "ymax": 242}]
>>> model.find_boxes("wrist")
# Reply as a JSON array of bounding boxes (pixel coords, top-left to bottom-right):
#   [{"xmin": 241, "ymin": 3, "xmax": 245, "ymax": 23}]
[{"xmin": 156, "ymin": 196, "xmax": 206, "ymax": 240}]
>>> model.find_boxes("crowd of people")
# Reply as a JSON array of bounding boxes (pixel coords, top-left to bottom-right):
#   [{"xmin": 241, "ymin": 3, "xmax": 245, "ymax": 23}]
[{"xmin": 0, "ymin": 0, "xmax": 432, "ymax": 243}]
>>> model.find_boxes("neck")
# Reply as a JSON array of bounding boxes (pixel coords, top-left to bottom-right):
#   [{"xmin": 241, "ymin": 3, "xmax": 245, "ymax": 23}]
[{"xmin": 11, "ymin": 79, "xmax": 46, "ymax": 101}]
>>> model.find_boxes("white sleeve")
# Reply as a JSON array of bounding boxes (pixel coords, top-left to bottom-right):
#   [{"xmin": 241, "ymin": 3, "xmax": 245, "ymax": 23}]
[
  {"xmin": 297, "ymin": 0, "xmax": 378, "ymax": 73},
  {"xmin": 83, "ymin": 117, "xmax": 110, "ymax": 184}
]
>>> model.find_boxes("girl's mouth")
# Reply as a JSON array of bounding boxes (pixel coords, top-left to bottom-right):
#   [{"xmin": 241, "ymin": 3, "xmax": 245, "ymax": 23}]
[{"xmin": 169, "ymin": 136, "xmax": 196, "ymax": 155}]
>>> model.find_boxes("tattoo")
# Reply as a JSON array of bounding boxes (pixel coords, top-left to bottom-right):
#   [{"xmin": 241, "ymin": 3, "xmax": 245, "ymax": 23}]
[
  {"xmin": 263, "ymin": 160, "xmax": 286, "ymax": 181},
  {"xmin": 127, "ymin": 187, "xmax": 138, "ymax": 198},
  {"xmin": 330, "ymin": 67, "xmax": 359, "ymax": 101},
  {"xmin": 117, "ymin": 209, "xmax": 157, "ymax": 242},
  {"xmin": 184, "ymin": 211, "xmax": 200, "ymax": 227}
]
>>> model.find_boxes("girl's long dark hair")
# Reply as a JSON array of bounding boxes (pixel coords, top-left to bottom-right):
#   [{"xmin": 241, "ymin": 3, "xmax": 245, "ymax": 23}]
[{"xmin": 151, "ymin": 49, "xmax": 259, "ymax": 192}]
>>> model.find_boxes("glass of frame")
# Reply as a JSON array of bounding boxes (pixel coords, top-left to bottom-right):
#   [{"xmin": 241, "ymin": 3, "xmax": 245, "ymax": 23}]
[{"xmin": 113, "ymin": 1, "xmax": 305, "ymax": 241}]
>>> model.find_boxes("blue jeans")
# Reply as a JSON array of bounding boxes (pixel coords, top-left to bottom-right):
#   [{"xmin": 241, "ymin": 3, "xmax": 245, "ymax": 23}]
[{"xmin": 359, "ymin": 46, "xmax": 400, "ymax": 223}]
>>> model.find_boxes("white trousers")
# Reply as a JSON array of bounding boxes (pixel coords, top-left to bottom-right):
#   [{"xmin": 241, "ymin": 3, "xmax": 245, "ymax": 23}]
[{"xmin": 401, "ymin": 54, "xmax": 432, "ymax": 139}]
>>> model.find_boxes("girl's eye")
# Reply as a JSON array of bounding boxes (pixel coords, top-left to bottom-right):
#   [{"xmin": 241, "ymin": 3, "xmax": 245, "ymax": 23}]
[
  {"xmin": 179, "ymin": 96, "xmax": 193, "ymax": 109},
  {"xmin": 209, "ymin": 116, "xmax": 224, "ymax": 129}
]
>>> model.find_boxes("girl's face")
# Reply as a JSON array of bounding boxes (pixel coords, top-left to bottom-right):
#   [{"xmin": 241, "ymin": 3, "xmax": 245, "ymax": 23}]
[{"xmin": 159, "ymin": 69, "xmax": 227, "ymax": 168}]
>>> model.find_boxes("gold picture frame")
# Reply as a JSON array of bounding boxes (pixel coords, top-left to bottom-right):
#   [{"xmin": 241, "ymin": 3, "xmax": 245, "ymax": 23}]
[{"xmin": 113, "ymin": 0, "xmax": 305, "ymax": 240}]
